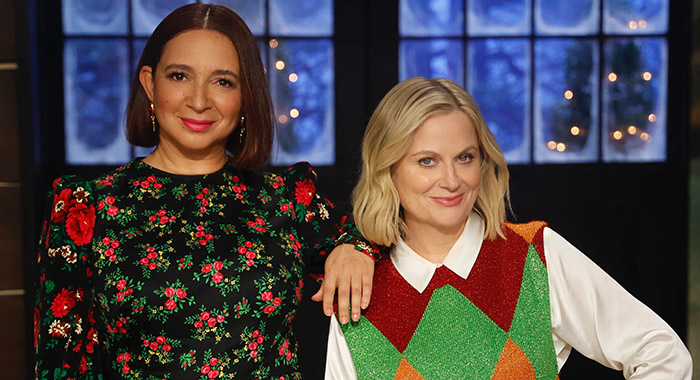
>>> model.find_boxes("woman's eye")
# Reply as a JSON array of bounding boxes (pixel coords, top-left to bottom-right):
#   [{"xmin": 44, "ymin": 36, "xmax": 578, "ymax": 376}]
[
  {"xmin": 457, "ymin": 154, "xmax": 473, "ymax": 162},
  {"xmin": 217, "ymin": 78, "xmax": 233, "ymax": 87},
  {"xmin": 169, "ymin": 72, "xmax": 186, "ymax": 81},
  {"xmin": 418, "ymin": 157, "xmax": 434, "ymax": 166}
]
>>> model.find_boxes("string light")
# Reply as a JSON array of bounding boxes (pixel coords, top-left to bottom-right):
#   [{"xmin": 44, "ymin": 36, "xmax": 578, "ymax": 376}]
[
  {"xmin": 564, "ymin": 90, "xmax": 574, "ymax": 100},
  {"xmin": 640, "ymin": 132, "xmax": 650, "ymax": 141},
  {"xmin": 642, "ymin": 72, "xmax": 652, "ymax": 81},
  {"xmin": 278, "ymin": 115, "xmax": 289, "ymax": 123},
  {"xmin": 608, "ymin": 72, "xmax": 618, "ymax": 82},
  {"xmin": 547, "ymin": 141, "xmax": 557, "ymax": 150},
  {"xmin": 275, "ymin": 60, "xmax": 285, "ymax": 70},
  {"xmin": 639, "ymin": 20, "xmax": 647, "ymax": 29},
  {"xmin": 570, "ymin": 126, "xmax": 580, "ymax": 136},
  {"xmin": 556, "ymin": 143, "xmax": 566, "ymax": 152},
  {"xmin": 269, "ymin": 39, "xmax": 279, "ymax": 48},
  {"xmin": 627, "ymin": 125, "xmax": 637, "ymax": 135},
  {"xmin": 648, "ymin": 114, "xmax": 657, "ymax": 122},
  {"xmin": 613, "ymin": 131, "xmax": 623, "ymax": 140},
  {"xmin": 290, "ymin": 108, "xmax": 300, "ymax": 118},
  {"xmin": 628, "ymin": 21, "xmax": 638, "ymax": 30},
  {"xmin": 288, "ymin": 73, "xmax": 298, "ymax": 82}
]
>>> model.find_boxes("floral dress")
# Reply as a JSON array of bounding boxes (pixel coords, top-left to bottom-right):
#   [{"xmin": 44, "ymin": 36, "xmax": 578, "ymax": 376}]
[{"xmin": 34, "ymin": 158, "xmax": 377, "ymax": 380}]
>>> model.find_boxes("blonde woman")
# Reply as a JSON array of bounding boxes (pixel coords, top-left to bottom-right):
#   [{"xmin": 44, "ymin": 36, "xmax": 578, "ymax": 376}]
[{"xmin": 325, "ymin": 77, "xmax": 691, "ymax": 379}]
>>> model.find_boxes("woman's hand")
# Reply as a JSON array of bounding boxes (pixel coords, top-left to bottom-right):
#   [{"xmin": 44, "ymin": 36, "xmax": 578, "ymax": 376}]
[{"xmin": 311, "ymin": 244, "xmax": 374, "ymax": 324}]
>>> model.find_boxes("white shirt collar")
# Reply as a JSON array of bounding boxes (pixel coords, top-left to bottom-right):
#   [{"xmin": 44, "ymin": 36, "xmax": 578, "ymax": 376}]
[{"xmin": 390, "ymin": 212, "xmax": 484, "ymax": 293}]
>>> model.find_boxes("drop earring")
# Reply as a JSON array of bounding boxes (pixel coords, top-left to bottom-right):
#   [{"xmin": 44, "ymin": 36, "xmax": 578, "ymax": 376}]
[
  {"xmin": 239, "ymin": 116, "xmax": 246, "ymax": 144},
  {"xmin": 149, "ymin": 102, "xmax": 156, "ymax": 133}
]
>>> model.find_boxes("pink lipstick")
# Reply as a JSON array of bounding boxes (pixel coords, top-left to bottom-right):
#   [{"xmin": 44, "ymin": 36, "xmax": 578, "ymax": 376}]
[
  {"xmin": 182, "ymin": 118, "xmax": 214, "ymax": 132},
  {"xmin": 431, "ymin": 194, "xmax": 463, "ymax": 207}
]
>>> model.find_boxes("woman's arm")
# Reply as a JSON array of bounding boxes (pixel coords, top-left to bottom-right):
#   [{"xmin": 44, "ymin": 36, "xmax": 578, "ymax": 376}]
[
  {"xmin": 545, "ymin": 227, "xmax": 692, "ymax": 378},
  {"xmin": 34, "ymin": 176, "xmax": 101, "ymax": 380}
]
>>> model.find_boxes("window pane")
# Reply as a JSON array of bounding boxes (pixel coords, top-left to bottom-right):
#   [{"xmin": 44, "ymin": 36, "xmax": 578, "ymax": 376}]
[
  {"xmin": 216, "ymin": 0, "xmax": 266, "ymax": 35},
  {"xmin": 63, "ymin": 0, "xmax": 128, "ymax": 35},
  {"xmin": 399, "ymin": 39, "xmax": 464, "ymax": 84},
  {"xmin": 467, "ymin": 0, "xmax": 530, "ymax": 36},
  {"xmin": 64, "ymin": 39, "xmax": 131, "ymax": 164},
  {"xmin": 269, "ymin": 0, "xmax": 332, "ymax": 36},
  {"xmin": 269, "ymin": 39, "xmax": 334, "ymax": 166},
  {"xmin": 467, "ymin": 39, "xmax": 530, "ymax": 164},
  {"xmin": 534, "ymin": 39, "xmax": 599, "ymax": 163},
  {"xmin": 399, "ymin": 0, "xmax": 464, "ymax": 37},
  {"xmin": 132, "ymin": 0, "xmax": 195, "ymax": 37},
  {"xmin": 535, "ymin": 0, "xmax": 598, "ymax": 36},
  {"xmin": 603, "ymin": 0, "xmax": 668, "ymax": 34},
  {"xmin": 602, "ymin": 38, "xmax": 666, "ymax": 162}
]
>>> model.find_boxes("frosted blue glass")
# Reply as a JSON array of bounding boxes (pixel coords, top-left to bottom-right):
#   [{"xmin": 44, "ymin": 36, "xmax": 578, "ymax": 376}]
[
  {"xmin": 63, "ymin": 0, "xmax": 128, "ymax": 35},
  {"xmin": 602, "ymin": 38, "xmax": 666, "ymax": 162},
  {"xmin": 269, "ymin": 0, "xmax": 332, "ymax": 36},
  {"xmin": 399, "ymin": 39, "xmax": 464, "ymax": 84},
  {"xmin": 468, "ymin": 0, "xmax": 530, "ymax": 36},
  {"xmin": 132, "ymin": 0, "xmax": 195, "ymax": 37},
  {"xmin": 131, "ymin": 39, "xmax": 147, "ymax": 76},
  {"xmin": 64, "ymin": 39, "xmax": 131, "ymax": 164},
  {"xmin": 604, "ymin": 0, "xmax": 668, "ymax": 34},
  {"xmin": 535, "ymin": 0, "xmax": 598, "ymax": 35},
  {"xmin": 216, "ymin": 0, "xmax": 266, "ymax": 36},
  {"xmin": 467, "ymin": 39, "xmax": 530, "ymax": 164},
  {"xmin": 399, "ymin": 0, "xmax": 464, "ymax": 37},
  {"xmin": 269, "ymin": 39, "xmax": 334, "ymax": 166},
  {"xmin": 534, "ymin": 39, "xmax": 599, "ymax": 163}
]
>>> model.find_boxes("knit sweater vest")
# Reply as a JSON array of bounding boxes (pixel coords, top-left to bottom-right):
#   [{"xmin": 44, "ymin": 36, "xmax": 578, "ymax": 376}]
[{"xmin": 340, "ymin": 221, "xmax": 559, "ymax": 380}]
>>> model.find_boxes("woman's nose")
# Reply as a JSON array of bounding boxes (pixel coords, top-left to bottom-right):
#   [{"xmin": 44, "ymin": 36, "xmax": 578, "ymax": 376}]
[
  {"xmin": 187, "ymin": 82, "xmax": 211, "ymax": 111},
  {"xmin": 439, "ymin": 164, "xmax": 460, "ymax": 191}
]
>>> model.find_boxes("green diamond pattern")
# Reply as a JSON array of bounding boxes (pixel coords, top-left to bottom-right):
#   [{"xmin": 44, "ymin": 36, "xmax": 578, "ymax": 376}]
[
  {"xmin": 508, "ymin": 245, "xmax": 559, "ymax": 379},
  {"xmin": 341, "ymin": 315, "xmax": 403, "ymax": 379},
  {"xmin": 403, "ymin": 285, "xmax": 507, "ymax": 379}
]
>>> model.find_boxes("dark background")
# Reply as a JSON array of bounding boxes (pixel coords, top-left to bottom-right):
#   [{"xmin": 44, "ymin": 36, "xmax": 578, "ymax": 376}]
[{"xmin": 2, "ymin": 0, "xmax": 693, "ymax": 379}]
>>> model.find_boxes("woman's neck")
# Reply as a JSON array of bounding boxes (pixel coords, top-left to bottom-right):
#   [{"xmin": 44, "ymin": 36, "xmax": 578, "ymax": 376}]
[
  {"xmin": 403, "ymin": 220, "xmax": 467, "ymax": 264},
  {"xmin": 142, "ymin": 145, "xmax": 229, "ymax": 175}
]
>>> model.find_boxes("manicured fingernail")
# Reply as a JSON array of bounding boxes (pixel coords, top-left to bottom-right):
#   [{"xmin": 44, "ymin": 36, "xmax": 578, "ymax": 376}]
[
  {"xmin": 341, "ymin": 316, "xmax": 348, "ymax": 324},
  {"xmin": 352, "ymin": 313, "xmax": 359, "ymax": 321}
]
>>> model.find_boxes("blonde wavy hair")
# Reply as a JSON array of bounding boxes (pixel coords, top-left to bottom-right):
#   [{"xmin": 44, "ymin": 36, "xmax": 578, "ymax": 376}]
[{"xmin": 353, "ymin": 77, "xmax": 510, "ymax": 246}]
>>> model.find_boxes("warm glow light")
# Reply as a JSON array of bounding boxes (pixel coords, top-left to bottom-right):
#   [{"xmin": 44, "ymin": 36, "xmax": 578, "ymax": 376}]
[
  {"xmin": 639, "ymin": 20, "xmax": 647, "ymax": 29},
  {"xmin": 278, "ymin": 115, "xmax": 289, "ymax": 123},
  {"xmin": 642, "ymin": 72, "xmax": 652, "ymax": 81},
  {"xmin": 570, "ymin": 126, "xmax": 580, "ymax": 136},
  {"xmin": 275, "ymin": 60, "xmax": 286, "ymax": 70},
  {"xmin": 608, "ymin": 72, "xmax": 618, "ymax": 82},
  {"xmin": 628, "ymin": 21, "xmax": 638, "ymax": 29},
  {"xmin": 640, "ymin": 132, "xmax": 650, "ymax": 141},
  {"xmin": 288, "ymin": 73, "xmax": 299, "ymax": 82},
  {"xmin": 290, "ymin": 108, "xmax": 300, "ymax": 118},
  {"xmin": 627, "ymin": 125, "xmax": 637, "ymax": 135},
  {"xmin": 564, "ymin": 90, "xmax": 574, "ymax": 100},
  {"xmin": 556, "ymin": 143, "xmax": 566, "ymax": 152},
  {"xmin": 269, "ymin": 39, "xmax": 279, "ymax": 48},
  {"xmin": 547, "ymin": 141, "xmax": 557, "ymax": 150},
  {"xmin": 648, "ymin": 114, "xmax": 657, "ymax": 122},
  {"xmin": 613, "ymin": 131, "xmax": 623, "ymax": 140}
]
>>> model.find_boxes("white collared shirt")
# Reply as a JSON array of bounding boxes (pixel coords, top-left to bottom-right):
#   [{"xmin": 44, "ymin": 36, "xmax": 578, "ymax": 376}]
[{"xmin": 325, "ymin": 213, "xmax": 692, "ymax": 379}]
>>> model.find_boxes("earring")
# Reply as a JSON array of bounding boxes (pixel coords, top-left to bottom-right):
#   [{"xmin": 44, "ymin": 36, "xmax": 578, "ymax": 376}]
[
  {"xmin": 149, "ymin": 102, "xmax": 156, "ymax": 133},
  {"xmin": 239, "ymin": 116, "xmax": 246, "ymax": 144}
]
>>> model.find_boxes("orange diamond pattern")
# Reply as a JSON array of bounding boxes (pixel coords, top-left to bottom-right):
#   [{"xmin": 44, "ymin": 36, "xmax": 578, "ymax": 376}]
[
  {"xmin": 491, "ymin": 337, "xmax": 536, "ymax": 380},
  {"xmin": 505, "ymin": 221, "xmax": 548, "ymax": 244},
  {"xmin": 394, "ymin": 357, "xmax": 424, "ymax": 380}
]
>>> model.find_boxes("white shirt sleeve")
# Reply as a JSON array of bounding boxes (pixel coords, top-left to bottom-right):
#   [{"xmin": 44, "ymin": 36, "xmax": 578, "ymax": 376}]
[
  {"xmin": 545, "ymin": 227, "xmax": 692, "ymax": 379},
  {"xmin": 325, "ymin": 314, "xmax": 358, "ymax": 380}
]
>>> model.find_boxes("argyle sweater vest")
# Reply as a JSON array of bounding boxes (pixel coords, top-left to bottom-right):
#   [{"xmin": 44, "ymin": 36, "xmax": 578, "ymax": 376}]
[{"xmin": 341, "ymin": 221, "xmax": 559, "ymax": 380}]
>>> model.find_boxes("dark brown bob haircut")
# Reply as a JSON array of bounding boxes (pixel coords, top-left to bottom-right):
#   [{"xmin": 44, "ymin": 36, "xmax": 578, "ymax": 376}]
[{"xmin": 125, "ymin": 3, "xmax": 274, "ymax": 169}]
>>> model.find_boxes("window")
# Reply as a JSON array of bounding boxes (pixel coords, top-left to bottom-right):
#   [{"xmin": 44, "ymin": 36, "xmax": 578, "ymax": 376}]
[
  {"xmin": 399, "ymin": 0, "xmax": 668, "ymax": 163},
  {"xmin": 61, "ymin": 0, "xmax": 335, "ymax": 166}
]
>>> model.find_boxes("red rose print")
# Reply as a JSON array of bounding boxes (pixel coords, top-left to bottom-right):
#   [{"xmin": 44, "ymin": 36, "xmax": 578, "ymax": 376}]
[
  {"xmin": 294, "ymin": 179, "xmax": 315, "ymax": 206},
  {"xmin": 149, "ymin": 341, "xmax": 158, "ymax": 351},
  {"xmin": 156, "ymin": 336, "xmax": 165, "ymax": 344},
  {"xmin": 201, "ymin": 365, "xmax": 211, "ymax": 374},
  {"xmin": 212, "ymin": 272, "xmax": 224, "ymax": 284},
  {"xmin": 51, "ymin": 188, "xmax": 73, "ymax": 224},
  {"xmin": 64, "ymin": 203, "xmax": 95, "ymax": 246},
  {"xmin": 194, "ymin": 321, "xmax": 203, "ymax": 329},
  {"xmin": 176, "ymin": 288, "xmax": 187, "ymax": 299},
  {"xmin": 280, "ymin": 203, "xmax": 289, "ymax": 212},
  {"xmin": 209, "ymin": 357, "xmax": 218, "ymax": 366},
  {"xmin": 207, "ymin": 318, "xmax": 216, "ymax": 327},
  {"xmin": 141, "ymin": 181, "xmax": 150, "ymax": 189},
  {"xmin": 272, "ymin": 297, "xmax": 282, "ymax": 306},
  {"xmin": 216, "ymin": 315, "xmax": 224, "ymax": 323},
  {"xmin": 105, "ymin": 196, "xmax": 115, "ymax": 205},
  {"xmin": 248, "ymin": 342, "xmax": 258, "ymax": 350},
  {"xmin": 202, "ymin": 263, "xmax": 212, "ymax": 274},
  {"xmin": 213, "ymin": 261, "xmax": 223, "ymax": 271},
  {"xmin": 107, "ymin": 206, "xmax": 118, "ymax": 216},
  {"xmin": 163, "ymin": 344, "xmax": 171, "ymax": 351},
  {"xmin": 148, "ymin": 262, "xmax": 157, "ymax": 270},
  {"xmin": 116, "ymin": 279, "xmax": 126, "ymax": 290},
  {"xmin": 208, "ymin": 370, "xmax": 219, "ymax": 379},
  {"xmin": 245, "ymin": 241, "xmax": 253, "ymax": 248},
  {"xmin": 245, "ymin": 251, "xmax": 256, "ymax": 260},
  {"xmin": 147, "ymin": 176, "xmax": 156, "ymax": 183},
  {"xmin": 200, "ymin": 311, "xmax": 210, "ymax": 320},
  {"xmin": 164, "ymin": 299, "xmax": 177, "ymax": 310},
  {"xmin": 263, "ymin": 305, "xmax": 275, "ymax": 314},
  {"xmin": 255, "ymin": 217, "xmax": 265, "ymax": 225},
  {"xmin": 164, "ymin": 287, "xmax": 175, "ymax": 298},
  {"xmin": 261, "ymin": 291, "xmax": 273, "ymax": 301},
  {"xmin": 50, "ymin": 289, "xmax": 76, "ymax": 318}
]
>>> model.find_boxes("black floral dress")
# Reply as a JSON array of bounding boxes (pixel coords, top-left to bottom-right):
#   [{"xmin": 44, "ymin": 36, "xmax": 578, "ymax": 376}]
[{"xmin": 34, "ymin": 158, "xmax": 376, "ymax": 380}]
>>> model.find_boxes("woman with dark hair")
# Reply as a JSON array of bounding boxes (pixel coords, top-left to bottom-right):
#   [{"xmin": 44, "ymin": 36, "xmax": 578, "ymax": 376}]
[{"xmin": 34, "ymin": 4, "xmax": 376, "ymax": 379}]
